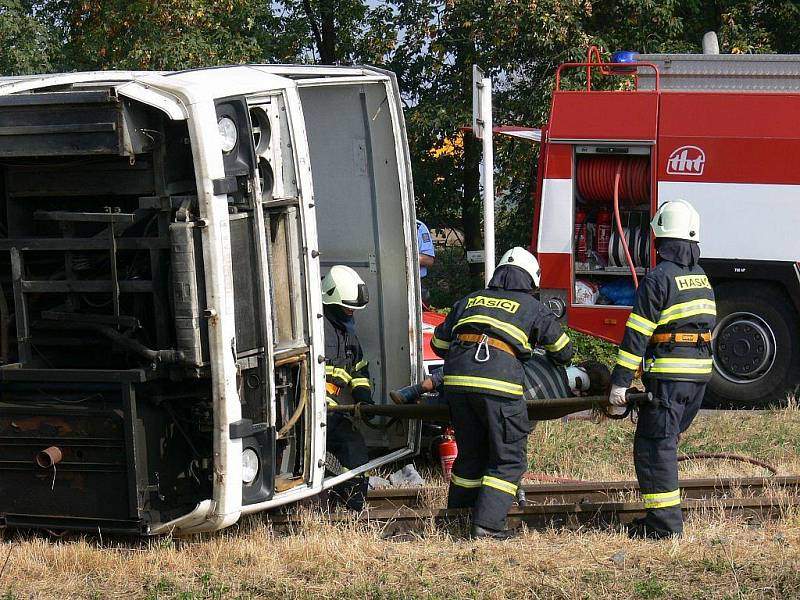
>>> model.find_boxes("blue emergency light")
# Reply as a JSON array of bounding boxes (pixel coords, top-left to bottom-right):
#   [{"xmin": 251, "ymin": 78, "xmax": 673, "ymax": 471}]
[{"xmin": 610, "ymin": 51, "xmax": 639, "ymax": 74}]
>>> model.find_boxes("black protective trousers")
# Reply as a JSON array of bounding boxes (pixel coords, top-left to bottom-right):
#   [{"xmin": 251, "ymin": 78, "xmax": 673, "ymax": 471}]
[
  {"xmin": 326, "ymin": 413, "xmax": 369, "ymax": 511},
  {"xmin": 634, "ymin": 379, "xmax": 705, "ymax": 536},
  {"xmin": 447, "ymin": 391, "xmax": 530, "ymax": 531}
]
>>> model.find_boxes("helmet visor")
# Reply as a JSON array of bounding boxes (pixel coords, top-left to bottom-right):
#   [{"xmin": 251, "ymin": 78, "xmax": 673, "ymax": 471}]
[{"xmin": 342, "ymin": 283, "xmax": 369, "ymax": 308}]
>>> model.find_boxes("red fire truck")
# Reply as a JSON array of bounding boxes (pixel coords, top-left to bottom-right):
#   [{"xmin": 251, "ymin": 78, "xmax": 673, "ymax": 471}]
[{"xmin": 532, "ymin": 50, "xmax": 800, "ymax": 406}]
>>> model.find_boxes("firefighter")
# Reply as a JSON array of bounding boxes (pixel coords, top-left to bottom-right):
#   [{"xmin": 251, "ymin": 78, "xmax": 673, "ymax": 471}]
[
  {"xmin": 609, "ymin": 199, "xmax": 716, "ymax": 539},
  {"xmin": 321, "ymin": 265, "xmax": 374, "ymax": 511},
  {"xmin": 431, "ymin": 247, "xmax": 573, "ymax": 539}
]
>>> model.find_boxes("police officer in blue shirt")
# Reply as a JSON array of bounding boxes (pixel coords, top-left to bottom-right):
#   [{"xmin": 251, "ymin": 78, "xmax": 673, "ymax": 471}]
[{"xmin": 417, "ymin": 219, "xmax": 435, "ymax": 304}]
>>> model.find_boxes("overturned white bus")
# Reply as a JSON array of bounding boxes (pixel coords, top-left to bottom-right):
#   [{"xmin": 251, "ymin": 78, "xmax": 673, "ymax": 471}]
[{"xmin": 0, "ymin": 65, "xmax": 423, "ymax": 534}]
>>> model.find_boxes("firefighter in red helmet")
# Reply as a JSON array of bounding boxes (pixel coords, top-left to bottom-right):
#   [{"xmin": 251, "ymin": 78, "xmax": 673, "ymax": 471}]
[{"xmin": 610, "ymin": 199, "xmax": 716, "ymax": 539}]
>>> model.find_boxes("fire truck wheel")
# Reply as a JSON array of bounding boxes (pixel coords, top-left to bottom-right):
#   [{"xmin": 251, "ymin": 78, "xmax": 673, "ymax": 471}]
[{"xmin": 706, "ymin": 282, "xmax": 800, "ymax": 408}]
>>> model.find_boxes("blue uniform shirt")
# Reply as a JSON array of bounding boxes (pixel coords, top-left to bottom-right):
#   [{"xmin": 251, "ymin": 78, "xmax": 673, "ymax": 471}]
[{"xmin": 417, "ymin": 219, "xmax": 435, "ymax": 278}]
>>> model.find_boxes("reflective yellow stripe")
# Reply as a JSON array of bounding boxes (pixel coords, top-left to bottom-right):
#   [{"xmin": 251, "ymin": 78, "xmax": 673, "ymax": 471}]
[
  {"xmin": 454, "ymin": 316, "xmax": 531, "ymax": 351},
  {"xmin": 615, "ymin": 348, "xmax": 642, "ymax": 370},
  {"xmin": 648, "ymin": 357, "xmax": 713, "ymax": 374},
  {"xmin": 657, "ymin": 299, "xmax": 716, "ymax": 326},
  {"xmin": 626, "ymin": 312, "xmax": 657, "ymax": 336},
  {"xmin": 350, "ymin": 377, "xmax": 370, "ymax": 389},
  {"xmin": 443, "ymin": 375, "xmax": 524, "ymax": 396},
  {"xmin": 642, "ymin": 488, "xmax": 681, "ymax": 509},
  {"xmin": 544, "ymin": 332, "xmax": 570, "ymax": 352},
  {"xmin": 326, "ymin": 397, "xmax": 338, "ymax": 407},
  {"xmin": 431, "ymin": 335, "xmax": 451, "ymax": 350},
  {"xmin": 451, "ymin": 473, "xmax": 482, "ymax": 488},
  {"xmin": 354, "ymin": 359, "xmax": 369, "ymax": 372},
  {"xmin": 482, "ymin": 476, "xmax": 518, "ymax": 496},
  {"xmin": 325, "ymin": 366, "xmax": 352, "ymax": 383}
]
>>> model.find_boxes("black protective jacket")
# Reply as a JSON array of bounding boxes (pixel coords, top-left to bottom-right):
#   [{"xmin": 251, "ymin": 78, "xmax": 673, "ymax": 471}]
[
  {"xmin": 432, "ymin": 284, "xmax": 573, "ymax": 400},
  {"xmin": 324, "ymin": 308, "xmax": 372, "ymax": 406},
  {"xmin": 612, "ymin": 240, "xmax": 716, "ymax": 387}
]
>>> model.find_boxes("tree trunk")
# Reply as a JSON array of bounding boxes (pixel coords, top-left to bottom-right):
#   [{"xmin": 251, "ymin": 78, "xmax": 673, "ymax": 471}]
[
  {"xmin": 319, "ymin": 2, "xmax": 337, "ymax": 64},
  {"xmin": 462, "ymin": 132, "xmax": 483, "ymax": 278}
]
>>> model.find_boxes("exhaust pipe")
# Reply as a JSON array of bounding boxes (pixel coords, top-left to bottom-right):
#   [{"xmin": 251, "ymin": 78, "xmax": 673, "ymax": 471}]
[{"xmin": 35, "ymin": 446, "xmax": 63, "ymax": 469}]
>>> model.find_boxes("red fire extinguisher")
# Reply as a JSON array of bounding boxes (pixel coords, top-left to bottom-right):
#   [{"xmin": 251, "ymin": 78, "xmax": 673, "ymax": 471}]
[
  {"xmin": 438, "ymin": 427, "xmax": 458, "ymax": 483},
  {"xmin": 574, "ymin": 209, "xmax": 588, "ymax": 262},
  {"xmin": 596, "ymin": 208, "xmax": 612, "ymax": 262}
]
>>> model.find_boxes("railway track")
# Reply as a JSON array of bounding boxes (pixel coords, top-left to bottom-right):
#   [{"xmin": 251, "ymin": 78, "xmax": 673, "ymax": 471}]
[
  {"xmin": 365, "ymin": 475, "xmax": 800, "ymax": 509},
  {"xmin": 267, "ymin": 476, "xmax": 800, "ymax": 535}
]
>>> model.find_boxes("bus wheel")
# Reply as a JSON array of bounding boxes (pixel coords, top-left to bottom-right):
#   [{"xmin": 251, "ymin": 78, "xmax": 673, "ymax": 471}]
[{"xmin": 705, "ymin": 282, "xmax": 800, "ymax": 408}]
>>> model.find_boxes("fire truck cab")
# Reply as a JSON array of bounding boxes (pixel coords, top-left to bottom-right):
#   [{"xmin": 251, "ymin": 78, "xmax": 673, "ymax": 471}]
[
  {"xmin": 0, "ymin": 65, "xmax": 423, "ymax": 534},
  {"xmin": 534, "ymin": 52, "xmax": 800, "ymax": 406}
]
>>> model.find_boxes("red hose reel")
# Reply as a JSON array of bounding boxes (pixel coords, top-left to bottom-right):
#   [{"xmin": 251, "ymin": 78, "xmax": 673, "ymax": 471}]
[{"xmin": 576, "ymin": 156, "xmax": 649, "ymax": 206}]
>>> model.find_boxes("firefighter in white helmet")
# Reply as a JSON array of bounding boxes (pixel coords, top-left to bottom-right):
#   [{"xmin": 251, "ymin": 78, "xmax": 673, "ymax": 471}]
[
  {"xmin": 430, "ymin": 247, "xmax": 573, "ymax": 538},
  {"xmin": 321, "ymin": 265, "xmax": 373, "ymax": 511},
  {"xmin": 610, "ymin": 199, "xmax": 716, "ymax": 539}
]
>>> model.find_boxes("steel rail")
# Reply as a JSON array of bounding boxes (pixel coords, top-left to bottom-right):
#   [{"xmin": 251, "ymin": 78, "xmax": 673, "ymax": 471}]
[
  {"xmin": 364, "ymin": 476, "xmax": 800, "ymax": 510},
  {"xmin": 267, "ymin": 495, "xmax": 798, "ymax": 534}
]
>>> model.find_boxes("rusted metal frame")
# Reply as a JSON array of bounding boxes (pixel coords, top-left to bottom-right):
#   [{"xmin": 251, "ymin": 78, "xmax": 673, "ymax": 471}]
[
  {"xmin": 32, "ymin": 210, "xmax": 136, "ymax": 223},
  {"xmin": 0, "ymin": 238, "xmax": 169, "ymax": 251},
  {"xmin": 9, "ymin": 247, "xmax": 31, "ymax": 364},
  {"xmin": 108, "ymin": 214, "xmax": 121, "ymax": 318},
  {"xmin": 150, "ymin": 132, "xmax": 173, "ymax": 349},
  {"xmin": 121, "ymin": 382, "xmax": 143, "ymax": 519},
  {"xmin": 0, "ymin": 513, "xmax": 144, "ymax": 534},
  {"xmin": 0, "ymin": 368, "xmax": 148, "ymax": 383},
  {"xmin": 21, "ymin": 280, "xmax": 152, "ymax": 293}
]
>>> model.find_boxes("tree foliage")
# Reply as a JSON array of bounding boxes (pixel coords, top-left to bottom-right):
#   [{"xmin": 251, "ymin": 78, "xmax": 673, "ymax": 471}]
[
  {"xmin": 2, "ymin": 0, "xmax": 798, "ymax": 287},
  {"xmin": 0, "ymin": 0, "xmax": 54, "ymax": 74}
]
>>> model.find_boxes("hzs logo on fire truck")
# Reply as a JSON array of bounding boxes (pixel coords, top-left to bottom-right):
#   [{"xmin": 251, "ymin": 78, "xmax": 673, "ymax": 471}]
[{"xmin": 666, "ymin": 145, "xmax": 705, "ymax": 176}]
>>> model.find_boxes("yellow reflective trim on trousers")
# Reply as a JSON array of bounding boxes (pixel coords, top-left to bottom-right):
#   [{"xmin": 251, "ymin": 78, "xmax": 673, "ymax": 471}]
[
  {"xmin": 451, "ymin": 473, "xmax": 482, "ymax": 488},
  {"xmin": 642, "ymin": 489, "xmax": 681, "ymax": 509},
  {"xmin": 482, "ymin": 476, "xmax": 518, "ymax": 496},
  {"xmin": 431, "ymin": 335, "xmax": 451, "ymax": 350},
  {"xmin": 616, "ymin": 348, "xmax": 642, "ymax": 370},
  {"xmin": 443, "ymin": 375, "xmax": 524, "ymax": 396},
  {"xmin": 648, "ymin": 357, "xmax": 713, "ymax": 374},
  {"xmin": 454, "ymin": 315, "xmax": 531, "ymax": 351},
  {"xmin": 657, "ymin": 299, "xmax": 716, "ymax": 326},
  {"xmin": 544, "ymin": 332, "xmax": 570, "ymax": 352},
  {"xmin": 354, "ymin": 359, "xmax": 369, "ymax": 372},
  {"xmin": 350, "ymin": 378, "xmax": 370, "ymax": 389}
]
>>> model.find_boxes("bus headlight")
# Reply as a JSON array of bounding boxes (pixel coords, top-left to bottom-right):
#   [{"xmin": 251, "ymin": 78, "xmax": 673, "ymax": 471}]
[
  {"xmin": 242, "ymin": 447, "xmax": 259, "ymax": 484},
  {"xmin": 217, "ymin": 116, "xmax": 238, "ymax": 154}
]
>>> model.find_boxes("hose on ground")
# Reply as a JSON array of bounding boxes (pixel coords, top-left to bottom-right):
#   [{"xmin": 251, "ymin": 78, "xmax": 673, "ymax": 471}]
[
  {"xmin": 521, "ymin": 453, "xmax": 778, "ymax": 485},
  {"xmin": 678, "ymin": 452, "xmax": 777, "ymax": 476}
]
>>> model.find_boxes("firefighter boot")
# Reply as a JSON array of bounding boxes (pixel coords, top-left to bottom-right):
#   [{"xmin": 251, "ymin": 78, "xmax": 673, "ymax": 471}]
[
  {"xmin": 390, "ymin": 383, "xmax": 424, "ymax": 405},
  {"xmin": 470, "ymin": 524, "xmax": 518, "ymax": 540},
  {"xmin": 626, "ymin": 517, "xmax": 681, "ymax": 541}
]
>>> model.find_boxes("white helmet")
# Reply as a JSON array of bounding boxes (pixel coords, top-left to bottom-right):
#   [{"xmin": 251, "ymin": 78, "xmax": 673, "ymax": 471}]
[
  {"xmin": 496, "ymin": 247, "xmax": 541, "ymax": 287},
  {"xmin": 651, "ymin": 199, "xmax": 701, "ymax": 242},
  {"xmin": 321, "ymin": 265, "xmax": 369, "ymax": 309}
]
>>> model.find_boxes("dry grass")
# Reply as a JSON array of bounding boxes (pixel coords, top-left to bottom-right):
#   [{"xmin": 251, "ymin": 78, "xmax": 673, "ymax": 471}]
[{"xmin": 3, "ymin": 409, "xmax": 800, "ymax": 600}]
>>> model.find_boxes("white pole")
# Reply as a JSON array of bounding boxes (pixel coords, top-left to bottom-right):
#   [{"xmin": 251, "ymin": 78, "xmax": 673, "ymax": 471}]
[{"xmin": 481, "ymin": 76, "xmax": 495, "ymax": 285}]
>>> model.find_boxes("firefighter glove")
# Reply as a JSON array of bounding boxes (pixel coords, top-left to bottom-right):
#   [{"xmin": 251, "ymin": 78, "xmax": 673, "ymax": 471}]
[{"xmin": 609, "ymin": 384, "xmax": 629, "ymax": 406}]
